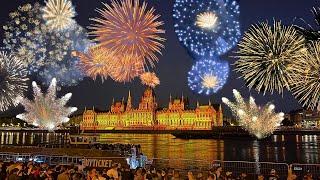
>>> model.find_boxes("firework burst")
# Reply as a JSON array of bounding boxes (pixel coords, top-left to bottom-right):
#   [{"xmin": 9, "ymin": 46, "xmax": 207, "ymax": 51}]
[
  {"xmin": 109, "ymin": 54, "xmax": 145, "ymax": 83},
  {"xmin": 173, "ymin": 0, "xmax": 241, "ymax": 57},
  {"xmin": 222, "ymin": 89, "xmax": 284, "ymax": 139},
  {"xmin": 289, "ymin": 41, "xmax": 320, "ymax": 110},
  {"xmin": 294, "ymin": 7, "xmax": 320, "ymax": 41},
  {"xmin": 3, "ymin": 3, "xmax": 91, "ymax": 87},
  {"xmin": 42, "ymin": 0, "xmax": 76, "ymax": 32},
  {"xmin": 188, "ymin": 58, "xmax": 229, "ymax": 95},
  {"xmin": 89, "ymin": 0, "xmax": 165, "ymax": 68},
  {"xmin": 75, "ymin": 46, "xmax": 116, "ymax": 81},
  {"xmin": 0, "ymin": 52, "xmax": 29, "ymax": 112},
  {"xmin": 195, "ymin": 12, "xmax": 219, "ymax": 30},
  {"xmin": 140, "ymin": 72, "xmax": 160, "ymax": 88},
  {"xmin": 16, "ymin": 78, "xmax": 77, "ymax": 130},
  {"xmin": 35, "ymin": 24, "xmax": 91, "ymax": 87},
  {"xmin": 235, "ymin": 21, "xmax": 306, "ymax": 94},
  {"xmin": 2, "ymin": 3, "xmax": 43, "ymax": 67}
]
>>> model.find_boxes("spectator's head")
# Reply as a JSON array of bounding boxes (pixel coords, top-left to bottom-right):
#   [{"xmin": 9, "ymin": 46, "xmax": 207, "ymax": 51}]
[
  {"xmin": 46, "ymin": 168, "xmax": 53, "ymax": 175},
  {"xmin": 41, "ymin": 163, "xmax": 48, "ymax": 169},
  {"xmin": 197, "ymin": 172, "xmax": 203, "ymax": 178},
  {"xmin": 55, "ymin": 165, "xmax": 61, "ymax": 172},
  {"xmin": 136, "ymin": 168, "xmax": 143, "ymax": 176},
  {"xmin": 167, "ymin": 168, "xmax": 173, "ymax": 174},
  {"xmin": 306, "ymin": 169, "xmax": 312, "ymax": 176},
  {"xmin": 258, "ymin": 174, "xmax": 264, "ymax": 180},
  {"xmin": 270, "ymin": 169, "xmax": 276, "ymax": 175},
  {"xmin": 207, "ymin": 174, "xmax": 216, "ymax": 180},
  {"xmin": 96, "ymin": 170, "xmax": 103, "ymax": 177},
  {"xmin": 27, "ymin": 161, "xmax": 33, "ymax": 166},
  {"xmin": 60, "ymin": 165, "xmax": 65, "ymax": 172},
  {"xmin": 156, "ymin": 169, "xmax": 162, "ymax": 176},
  {"xmin": 31, "ymin": 167, "xmax": 38, "ymax": 174},
  {"xmin": 72, "ymin": 173, "xmax": 82, "ymax": 180},
  {"xmin": 151, "ymin": 173, "xmax": 158, "ymax": 180},
  {"xmin": 142, "ymin": 168, "xmax": 147, "ymax": 175},
  {"xmin": 161, "ymin": 170, "xmax": 166, "ymax": 177},
  {"xmin": 173, "ymin": 170, "xmax": 180, "ymax": 178},
  {"xmin": 209, "ymin": 168, "xmax": 215, "ymax": 175},
  {"xmin": 240, "ymin": 172, "xmax": 247, "ymax": 177},
  {"xmin": 62, "ymin": 165, "xmax": 69, "ymax": 173},
  {"xmin": 89, "ymin": 168, "xmax": 97, "ymax": 177},
  {"xmin": 215, "ymin": 166, "xmax": 222, "ymax": 172},
  {"xmin": 10, "ymin": 168, "xmax": 19, "ymax": 175},
  {"xmin": 304, "ymin": 170, "xmax": 313, "ymax": 179},
  {"xmin": 187, "ymin": 171, "xmax": 194, "ymax": 178},
  {"xmin": 290, "ymin": 172, "xmax": 297, "ymax": 180}
]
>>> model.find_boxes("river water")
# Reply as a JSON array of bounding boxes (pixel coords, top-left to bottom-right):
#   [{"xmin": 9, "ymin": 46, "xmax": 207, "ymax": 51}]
[{"xmin": 0, "ymin": 132, "xmax": 319, "ymax": 166}]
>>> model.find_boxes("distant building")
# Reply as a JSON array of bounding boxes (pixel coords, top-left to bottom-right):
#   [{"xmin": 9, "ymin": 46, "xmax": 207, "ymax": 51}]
[
  {"xmin": 80, "ymin": 87, "xmax": 223, "ymax": 131},
  {"xmin": 287, "ymin": 109, "xmax": 320, "ymax": 127}
]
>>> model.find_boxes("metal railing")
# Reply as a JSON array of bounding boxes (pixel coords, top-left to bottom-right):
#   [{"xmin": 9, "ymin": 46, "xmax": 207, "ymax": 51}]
[
  {"xmin": 0, "ymin": 152, "xmax": 320, "ymax": 178},
  {"xmin": 210, "ymin": 160, "xmax": 289, "ymax": 179}
]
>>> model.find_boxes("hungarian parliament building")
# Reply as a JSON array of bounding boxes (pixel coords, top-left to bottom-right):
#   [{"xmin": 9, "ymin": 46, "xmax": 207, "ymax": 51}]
[{"xmin": 80, "ymin": 87, "xmax": 223, "ymax": 131}]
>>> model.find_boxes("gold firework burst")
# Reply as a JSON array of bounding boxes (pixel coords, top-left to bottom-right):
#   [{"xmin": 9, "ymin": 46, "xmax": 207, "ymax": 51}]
[
  {"xmin": 289, "ymin": 41, "xmax": 320, "ymax": 110},
  {"xmin": 235, "ymin": 21, "xmax": 306, "ymax": 94},
  {"xmin": 42, "ymin": 0, "xmax": 76, "ymax": 31}
]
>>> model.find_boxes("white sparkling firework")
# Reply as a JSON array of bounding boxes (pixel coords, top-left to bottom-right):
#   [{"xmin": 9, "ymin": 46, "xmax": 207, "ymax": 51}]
[
  {"xmin": 202, "ymin": 74, "xmax": 218, "ymax": 89},
  {"xmin": 16, "ymin": 78, "xmax": 77, "ymax": 130},
  {"xmin": 42, "ymin": 0, "xmax": 76, "ymax": 32},
  {"xmin": 222, "ymin": 89, "xmax": 284, "ymax": 139},
  {"xmin": 196, "ymin": 12, "xmax": 218, "ymax": 30},
  {"xmin": 0, "ymin": 52, "xmax": 29, "ymax": 112}
]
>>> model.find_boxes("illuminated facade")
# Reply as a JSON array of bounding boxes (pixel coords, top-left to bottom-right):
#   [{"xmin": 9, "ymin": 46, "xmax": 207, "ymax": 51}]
[{"xmin": 81, "ymin": 88, "xmax": 223, "ymax": 131}]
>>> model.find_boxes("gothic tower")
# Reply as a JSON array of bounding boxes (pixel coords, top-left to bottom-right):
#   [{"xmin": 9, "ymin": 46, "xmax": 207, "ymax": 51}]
[
  {"xmin": 127, "ymin": 90, "xmax": 132, "ymax": 111},
  {"xmin": 138, "ymin": 87, "xmax": 157, "ymax": 110}
]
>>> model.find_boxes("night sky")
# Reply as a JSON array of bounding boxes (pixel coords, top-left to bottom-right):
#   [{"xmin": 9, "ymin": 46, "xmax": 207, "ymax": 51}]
[{"xmin": 0, "ymin": 0, "xmax": 319, "ymax": 117}]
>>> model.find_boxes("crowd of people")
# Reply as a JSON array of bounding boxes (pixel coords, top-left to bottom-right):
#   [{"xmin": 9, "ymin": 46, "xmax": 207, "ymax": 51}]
[{"xmin": 0, "ymin": 160, "xmax": 318, "ymax": 180}]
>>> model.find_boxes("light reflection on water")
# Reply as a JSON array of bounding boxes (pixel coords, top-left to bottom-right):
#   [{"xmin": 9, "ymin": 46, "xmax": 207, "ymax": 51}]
[{"xmin": 0, "ymin": 132, "xmax": 319, "ymax": 164}]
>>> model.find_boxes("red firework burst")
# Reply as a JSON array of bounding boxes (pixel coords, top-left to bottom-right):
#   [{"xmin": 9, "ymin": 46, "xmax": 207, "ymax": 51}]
[
  {"xmin": 74, "ymin": 46, "xmax": 116, "ymax": 81},
  {"xmin": 109, "ymin": 54, "xmax": 145, "ymax": 82},
  {"xmin": 140, "ymin": 72, "xmax": 160, "ymax": 88},
  {"xmin": 89, "ymin": 0, "xmax": 165, "ymax": 68}
]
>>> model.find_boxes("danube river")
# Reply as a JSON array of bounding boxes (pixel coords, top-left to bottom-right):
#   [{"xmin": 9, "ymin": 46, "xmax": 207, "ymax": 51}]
[{"xmin": 0, "ymin": 132, "xmax": 319, "ymax": 165}]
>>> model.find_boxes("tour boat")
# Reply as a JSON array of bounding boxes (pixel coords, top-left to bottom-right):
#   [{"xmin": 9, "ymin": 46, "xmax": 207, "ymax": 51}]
[{"xmin": 67, "ymin": 134, "xmax": 100, "ymax": 148}]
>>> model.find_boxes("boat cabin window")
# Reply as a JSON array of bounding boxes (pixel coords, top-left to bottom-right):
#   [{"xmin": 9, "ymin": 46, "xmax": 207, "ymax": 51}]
[
  {"xmin": 70, "ymin": 137, "xmax": 76, "ymax": 142},
  {"xmin": 77, "ymin": 137, "xmax": 83, "ymax": 142}
]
